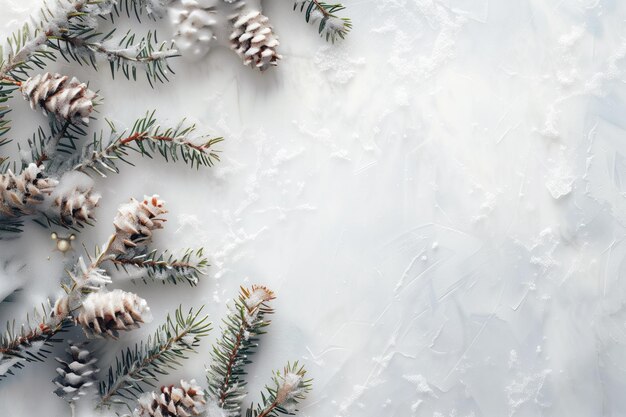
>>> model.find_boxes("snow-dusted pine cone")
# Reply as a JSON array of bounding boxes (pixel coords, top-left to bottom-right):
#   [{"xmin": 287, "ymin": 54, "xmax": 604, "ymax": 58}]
[
  {"xmin": 169, "ymin": 0, "xmax": 218, "ymax": 59},
  {"xmin": 134, "ymin": 380, "xmax": 206, "ymax": 417},
  {"xmin": 0, "ymin": 163, "xmax": 57, "ymax": 217},
  {"xmin": 111, "ymin": 195, "xmax": 167, "ymax": 254},
  {"xmin": 229, "ymin": 6, "xmax": 281, "ymax": 70},
  {"xmin": 20, "ymin": 72, "xmax": 97, "ymax": 124},
  {"xmin": 76, "ymin": 289, "xmax": 152, "ymax": 338},
  {"xmin": 51, "ymin": 173, "xmax": 101, "ymax": 226},
  {"xmin": 53, "ymin": 342, "xmax": 99, "ymax": 402},
  {"xmin": 53, "ymin": 189, "xmax": 100, "ymax": 225}
]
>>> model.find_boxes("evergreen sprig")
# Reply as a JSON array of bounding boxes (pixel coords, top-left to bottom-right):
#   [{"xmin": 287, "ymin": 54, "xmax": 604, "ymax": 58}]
[
  {"xmin": 0, "ymin": 304, "xmax": 71, "ymax": 380},
  {"xmin": 19, "ymin": 116, "xmax": 87, "ymax": 171},
  {"xmin": 206, "ymin": 285, "xmax": 276, "ymax": 416},
  {"xmin": 246, "ymin": 362, "xmax": 312, "ymax": 417},
  {"xmin": 48, "ymin": 27, "xmax": 178, "ymax": 87},
  {"xmin": 98, "ymin": 306, "xmax": 211, "ymax": 408},
  {"xmin": 0, "ymin": 0, "xmax": 94, "ymax": 81},
  {"xmin": 110, "ymin": 248, "xmax": 208, "ymax": 286},
  {"xmin": 293, "ymin": 0, "xmax": 352, "ymax": 42},
  {"xmin": 0, "ymin": 82, "xmax": 17, "ymax": 139},
  {"xmin": 73, "ymin": 111, "xmax": 223, "ymax": 177}
]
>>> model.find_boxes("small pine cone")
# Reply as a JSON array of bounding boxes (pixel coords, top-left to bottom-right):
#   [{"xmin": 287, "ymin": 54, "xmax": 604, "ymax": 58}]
[
  {"xmin": 53, "ymin": 189, "xmax": 100, "ymax": 225},
  {"xmin": 111, "ymin": 195, "xmax": 167, "ymax": 254},
  {"xmin": 20, "ymin": 72, "xmax": 96, "ymax": 124},
  {"xmin": 230, "ymin": 8, "xmax": 281, "ymax": 70},
  {"xmin": 0, "ymin": 163, "xmax": 57, "ymax": 217},
  {"xmin": 169, "ymin": 0, "xmax": 219, "ymax": 59},
  {"xmin": 76, "ymin": 289, "xmax": 152, "ymax": 338},
  {"xmin": 52, "ymin": 172, "xmax": 101, "ymax": 226},
  {"xmin": 134, "ymin": 380, "xmax": 206, "ymax": 417},
  {"xmin": 53, "ymin": 342, "xmax": 99, "ymax": 402}
]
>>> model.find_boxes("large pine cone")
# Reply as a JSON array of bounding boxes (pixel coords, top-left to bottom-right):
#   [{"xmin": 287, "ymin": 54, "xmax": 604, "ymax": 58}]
[
  {"xmin": 21, "ymin": 72, "xmax": 96, "ymax": 124},
  {"xmin": 229, "ymin": 7, "xmax": 281, "ymax": 70},
  {"xmin": 0, "ymin": 163, "xmax": 57, "ymax": 217},
  {"xmin": 53, "ymin": 342, "xmax": 99, "ymax": 402},
  {"xmin": 76, "ymin": 289, "xmax": 152, "ymax": 338},
  {"xmin": 134, "ymin": 380, "xmax": 206, "ymax": 417}
]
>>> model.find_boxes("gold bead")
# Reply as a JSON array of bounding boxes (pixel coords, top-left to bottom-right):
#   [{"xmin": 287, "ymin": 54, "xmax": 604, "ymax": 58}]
[{"xmin": 57, "ymin": 239, "xmax": 71, "ymax": 253}]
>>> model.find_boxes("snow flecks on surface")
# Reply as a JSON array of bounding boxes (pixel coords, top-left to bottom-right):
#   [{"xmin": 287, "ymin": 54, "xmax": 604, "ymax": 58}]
[
  {"xmin": 5, "ymin": 0, "xmax": 626, "ymax": 416},
  {"xmin": 313, "ymin": 46, "xmax": 365, "ymax": 85}
]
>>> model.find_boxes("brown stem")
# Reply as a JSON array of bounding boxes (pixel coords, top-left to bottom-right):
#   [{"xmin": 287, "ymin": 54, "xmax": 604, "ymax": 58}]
[
  {"xmin": 0, "ymin": 76, "xmax": 21, "ymax": 86},
  {"xmin": 109, "ymin": 257, "xmax": 196, "ymax": 270},
  {"xmin": 120, "ymin": 132, "xmax": 208, "ymax": 152},
  {"xmin": 219, "ymin": 323, "xmax": 246, "ymax": 406},
  {"xmin": 257, "ymin": 401, "xmax": 279, "ymax": 417},
  {"xmin": 0, "ymin": 317, "xmax": 66, "ymax": 356},
  {"xmin": 310, "ymin": 0, "xmax": 333, "ymax": 18}
]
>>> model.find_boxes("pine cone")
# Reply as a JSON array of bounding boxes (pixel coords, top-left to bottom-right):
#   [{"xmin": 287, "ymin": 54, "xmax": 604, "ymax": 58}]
[
  {"xmin": 111, "ymin": 195, "xmax": 167, "ymax": 254},
  {"xmin": 20, "ymin": 72, "xmax": 97, "ymax": 124},
  {"xmin": 52, "ymin": 173, "xmax": 101, "ymax": 226},
  {"xmin": 53, "ymin": 342, "xmax": 99, "ymax": 402},
  {"xmin": 76, "ymin": 289, "xmax": 152, "ymax": 338},
  {"xmin": 229, "ymin": 6, "xmax": 281, "ymax": 70},
  {"xmin": 169, "ymin": 0, "xmax": 218, "ymax": 59},
  {"xmin": 134, "ymin": 380, "xmax": 206, "ymax": 417},
  {"xmin": 0, "ymin": 164, "xmax": 57, "ymax": 217},
  {"xmin": 53, "ymin": 189, "xmax": 100, "ymax": 225}
]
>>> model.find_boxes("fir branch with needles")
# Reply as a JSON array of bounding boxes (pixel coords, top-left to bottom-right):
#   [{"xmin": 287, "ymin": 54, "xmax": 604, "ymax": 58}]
[
  {"xmin": 110, "ymin": 248, "xmax": 208, "ymax": 286},
  {"xmin": 0, "ymin": 0, "xmax": 98, "ymax": 81},
  {"xmin": 98, "ymin": 306, "xmax": 211, "ymax": 409},
  {"xmin": 0, "ymin": 82, "xmax": 17, "ymax": 139},
  {"xmin": 245, "ymin": 362, "xmax": 312, "ymax": 417},
  {"xmin": 206, "ymin": 285, "xmax": 276, "ymax": 416},
  {"xmin": 293, "ymin": 0, "xmax": 352, "ymax": 42},
  {"xmin": 0, "ymin": 303, "xmax": 72, "ymax": 380},
  {"xmin": 47, "ymin": 28, "xmax": 178, "ymax": 87},
  {"xmin": 73, "ymin": 111, "xmax": 223, "ymax": 177},
  {"xmin": 0, "ymin": 0, "xmax": 174, "ymax": 85},
  {"xmin": 19, "ymin": 117, "xmax": 86, "ymax": 171}
]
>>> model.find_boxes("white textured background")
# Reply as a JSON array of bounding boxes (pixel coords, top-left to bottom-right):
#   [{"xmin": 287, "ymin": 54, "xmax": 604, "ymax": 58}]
[{"xmin": 2, "ymin": 0, "xmax": 626, "ymax": 416}]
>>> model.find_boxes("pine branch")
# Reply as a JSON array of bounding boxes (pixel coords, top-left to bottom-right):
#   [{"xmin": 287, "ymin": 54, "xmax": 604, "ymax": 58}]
[
  {"xmin": 73, "ymin": 111, "xmax": 223, "ymax": 177},
  {"xmin": 98, "ymin": 306, "xmax": 211, "ymax": 408},
  {"xmin": 245, "ymin": 362, "xmax": 312, "ymax": 417},
  {"xmin": 293, "ymin": 0, "xmax": 352, "ymax": 42},
  {"xmin": 0, "ymin": 81, "xmax": 17, "ymax": 139},
  {"xmin": 110, "ymin": 248, "xmax": 208, "ymax": 286},
  {"xmin": 0, "ymin": 303, "xmax": 71, "ymax": 380},
  {"xmin": 206, "ymin": 285, "xmax": 276, "ymax": 416},
  {"xmin": 48, "ymin": 28, "xmax": 178, "ymax": 87},
  {"xmin": 0, "ymin": 0, "xmax": 95, "ymax": 81},
  {"xmin": 19, "ymin": 117, "xmax": 87, "ymax": 172}
]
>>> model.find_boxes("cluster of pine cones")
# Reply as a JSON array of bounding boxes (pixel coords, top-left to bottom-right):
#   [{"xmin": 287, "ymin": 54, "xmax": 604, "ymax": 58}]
[{"xmin": 169, "ymin": 0, "xmax": 281, "ymax": 70}]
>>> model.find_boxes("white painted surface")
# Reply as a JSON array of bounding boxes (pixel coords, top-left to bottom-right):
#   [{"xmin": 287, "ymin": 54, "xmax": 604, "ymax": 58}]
[{"xmin": 2, "ymin": 1, "xmax": 626, "ymax": 416}]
